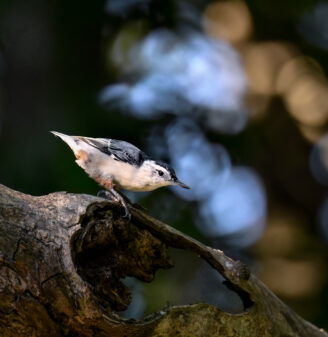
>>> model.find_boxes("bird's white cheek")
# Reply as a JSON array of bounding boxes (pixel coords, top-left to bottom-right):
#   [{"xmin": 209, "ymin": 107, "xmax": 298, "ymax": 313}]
[{"xmin": 151, "ymin": 179, "xmax": 172, "ymax": 189}]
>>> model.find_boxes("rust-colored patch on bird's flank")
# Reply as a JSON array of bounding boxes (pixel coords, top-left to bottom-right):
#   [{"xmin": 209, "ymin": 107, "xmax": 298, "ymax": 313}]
[
  {"xmin": 94, "ymin": 174, "xmax": 113, "ymax": 189},
  {"xmin": 76, "ymin": 150, "xmax": 88, "ymax": 161}
]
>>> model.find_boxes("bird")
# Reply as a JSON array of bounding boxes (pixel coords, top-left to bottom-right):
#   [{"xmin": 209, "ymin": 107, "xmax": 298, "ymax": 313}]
[{"xmin": 51, "ymin": 131, "xmax": 190, "ymax": 219}]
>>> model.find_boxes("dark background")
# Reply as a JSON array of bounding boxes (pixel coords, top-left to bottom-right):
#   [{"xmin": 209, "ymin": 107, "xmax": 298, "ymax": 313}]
[{"xmin": 1, "ymin": 0, "xmax": 328, "ymax": 328}]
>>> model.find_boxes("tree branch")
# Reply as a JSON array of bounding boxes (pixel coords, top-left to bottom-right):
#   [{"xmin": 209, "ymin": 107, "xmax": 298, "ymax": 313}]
[{"xmin": 0, "ymin": 183, "xmax": 326, "ymax": 337}]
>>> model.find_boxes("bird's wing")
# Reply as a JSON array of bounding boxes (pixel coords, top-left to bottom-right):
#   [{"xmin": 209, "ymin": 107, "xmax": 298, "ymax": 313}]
[{"xmin": 82, "ymin": 137, "xmax": 147, "ymax": 166}]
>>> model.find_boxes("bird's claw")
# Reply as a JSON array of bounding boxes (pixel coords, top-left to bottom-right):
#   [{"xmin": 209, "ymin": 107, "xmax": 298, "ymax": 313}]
[
  {"xmin": 97, "ymin": 190, "xmax": 115, "ymax": 200},
  {"xmin": 97, "ymin": 190, "xmax": 107, "ymax": 198},
  {"xmin": 97, "ymin": 189, "xmax": 131, "ymax": 222}
]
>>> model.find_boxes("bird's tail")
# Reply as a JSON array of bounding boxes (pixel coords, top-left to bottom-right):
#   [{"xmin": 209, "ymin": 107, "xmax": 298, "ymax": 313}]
[{"xmin": 50, "ymin": 131, "xmax": 80, "ymax": 155}]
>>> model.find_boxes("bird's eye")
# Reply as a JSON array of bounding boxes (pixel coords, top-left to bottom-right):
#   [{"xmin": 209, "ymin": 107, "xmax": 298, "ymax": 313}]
[{"xmin": 157, "ymin": 170, "xmax": 164, "ymax": 177}]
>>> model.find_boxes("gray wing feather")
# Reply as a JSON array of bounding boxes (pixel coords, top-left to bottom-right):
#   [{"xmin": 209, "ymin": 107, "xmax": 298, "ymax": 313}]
[{"xmin": 82, "ymin": 137, "xmax": 148, "ymax": 166}]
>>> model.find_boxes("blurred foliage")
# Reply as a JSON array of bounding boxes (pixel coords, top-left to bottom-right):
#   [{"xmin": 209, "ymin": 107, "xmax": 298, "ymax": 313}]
[{"xmin": 0, "ymin": 0, "xmax": 328, "ymax": 330}]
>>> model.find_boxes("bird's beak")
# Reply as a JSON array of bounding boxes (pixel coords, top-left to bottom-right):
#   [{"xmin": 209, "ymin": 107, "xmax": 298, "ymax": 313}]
[{"xmin": 175, "ymin": 180, "xmax": 190, "ymax": 189}]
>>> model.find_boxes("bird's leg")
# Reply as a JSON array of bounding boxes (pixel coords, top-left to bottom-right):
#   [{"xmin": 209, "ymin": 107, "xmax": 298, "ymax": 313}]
[
  {"xmin": 109, "ymin": 188, "xmax": 131, "ymax": 220},
  {"xmin": 97, "ymin": 189, "xmax": 131, "ymax": 220},
  {"xmin": 113, "ymin": 188, "xmax": 133, "ymax": 204}
]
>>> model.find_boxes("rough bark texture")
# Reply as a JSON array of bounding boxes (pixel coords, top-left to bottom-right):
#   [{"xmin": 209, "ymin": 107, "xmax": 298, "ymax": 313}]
[{"xmin": 0, "ymin": 183, "xmax": 327, "ymax": 337}]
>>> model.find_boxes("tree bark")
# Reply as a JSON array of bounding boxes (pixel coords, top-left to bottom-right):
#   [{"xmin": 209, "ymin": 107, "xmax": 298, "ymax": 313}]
[{"xmin": 0, "ymin": 183, "xmax": 327, "ymax": 337}]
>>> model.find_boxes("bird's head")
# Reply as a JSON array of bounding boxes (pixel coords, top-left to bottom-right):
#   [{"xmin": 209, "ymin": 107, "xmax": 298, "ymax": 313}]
[{"xmin": 140, "ymin": 160, "xmax": 190, "ymax": 190}]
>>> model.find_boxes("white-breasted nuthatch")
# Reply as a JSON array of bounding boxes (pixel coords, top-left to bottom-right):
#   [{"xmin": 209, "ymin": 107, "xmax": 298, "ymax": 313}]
[{"xmin": 51, "ymin": 131, "xmax": 189, "ymax": 218}]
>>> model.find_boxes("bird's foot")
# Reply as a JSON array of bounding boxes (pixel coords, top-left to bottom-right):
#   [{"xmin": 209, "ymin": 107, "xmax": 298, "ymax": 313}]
[
  {"xmin": 97, "ymin": 189, "xmax": 131, "ymax": 221},
  {"xmin": 97, "ymin": 190, "xmax": 114, "ymax": 200}
]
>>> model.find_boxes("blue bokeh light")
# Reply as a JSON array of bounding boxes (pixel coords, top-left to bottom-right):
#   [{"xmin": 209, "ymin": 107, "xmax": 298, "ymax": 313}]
[
  {"xmin": 166, "ymin": 119, "xmax": 231, "ymax": 201},
  {"xmin": 199, "ymin": 166, "xmax": 267, "ymax": 246},
  {"xmin": 100, "ymin": 28, "xmax": 248, "ymax": 133},
  {"xmin": 165, "ymin": 119, "xmax": 267, "ymax": 247}
]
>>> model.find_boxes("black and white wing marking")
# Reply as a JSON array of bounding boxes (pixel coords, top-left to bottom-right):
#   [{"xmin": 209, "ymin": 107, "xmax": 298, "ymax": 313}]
[{"xmin": 82, "ymin": 137, "xmax": 148, "ymax": 166}]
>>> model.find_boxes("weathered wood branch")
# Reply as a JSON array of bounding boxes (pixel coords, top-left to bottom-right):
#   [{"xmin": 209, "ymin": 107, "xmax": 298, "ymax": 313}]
[{"xmin": 0, "ymin": 183, "xmax": 327, "ymax": 337}]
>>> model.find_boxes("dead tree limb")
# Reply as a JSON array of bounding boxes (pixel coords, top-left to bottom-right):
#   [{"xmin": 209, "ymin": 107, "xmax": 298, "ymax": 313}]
[{"xmin": 0, "ymin": 183, "xmax": 327, "ymax": 337}]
